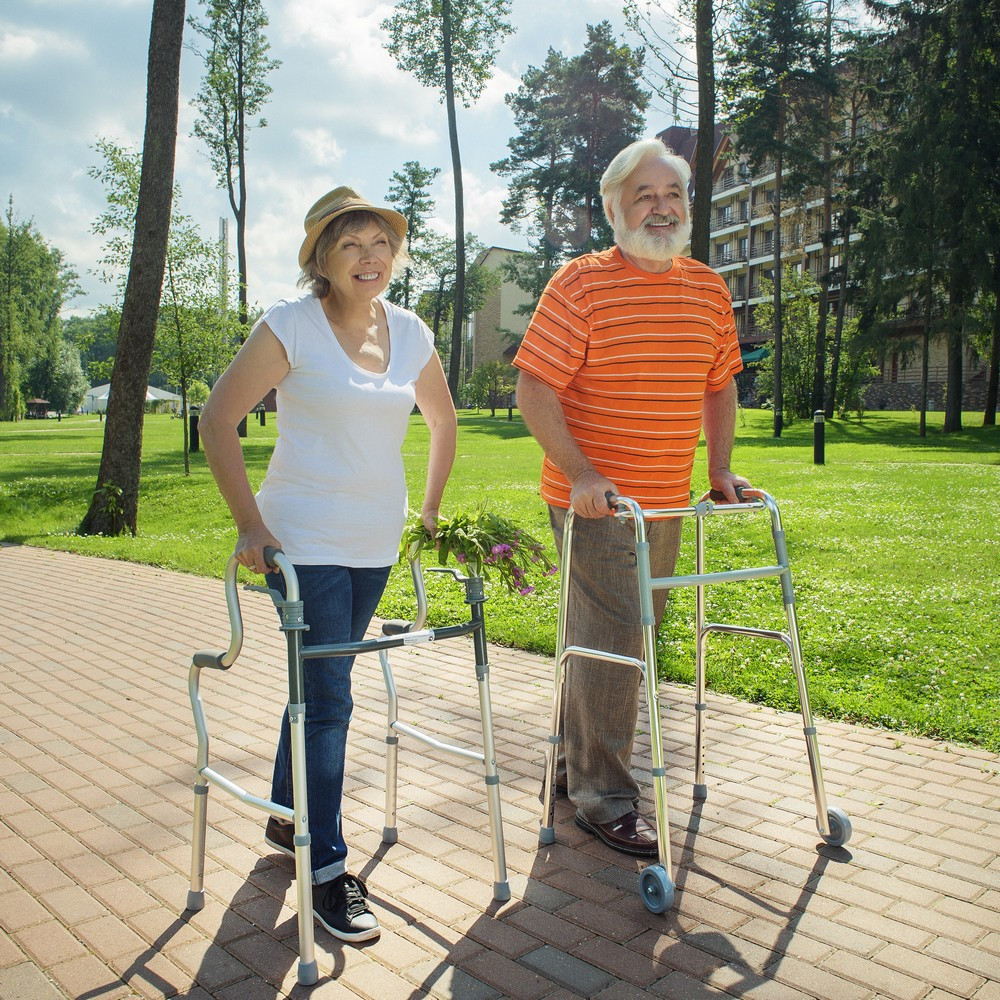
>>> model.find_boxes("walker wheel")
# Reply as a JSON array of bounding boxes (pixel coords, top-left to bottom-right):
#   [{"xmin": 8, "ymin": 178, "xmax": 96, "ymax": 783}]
[
  {"xmin": 639, "ymin": 864, "xmax": 674, "ymax": 914},
  {"xmin": 820, "ymin": 806, "xmax": 852, "ymax": 847}
]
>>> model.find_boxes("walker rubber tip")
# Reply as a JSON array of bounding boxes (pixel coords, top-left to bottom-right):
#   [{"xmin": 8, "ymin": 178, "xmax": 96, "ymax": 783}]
[
  {"xmin": 382, "ymin": 827, "xmax": 398, "ymax": 844},
  {"xmin": 693, "ymin": 783, "xmax": 708, "ymax": 801},
  {"xmin": 494, "ymin": 881, "xmax": 511, "ymax": 902},
  {"xmin": 297, "ymin": 959, "xmax": 319, "ymax": 986},
  {"xmin": 539, "ymin": 826, "xmax": 555, "ymax": 845},
  {"xmin": 185, "ymin": 889, "xmax": 205, "ymax": 912}
]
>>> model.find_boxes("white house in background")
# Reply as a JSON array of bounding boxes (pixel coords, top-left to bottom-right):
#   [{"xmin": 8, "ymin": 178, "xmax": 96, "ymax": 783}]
[{"xmin": 83, "ymin": 384, "xmax": 183, "ymax": 414}]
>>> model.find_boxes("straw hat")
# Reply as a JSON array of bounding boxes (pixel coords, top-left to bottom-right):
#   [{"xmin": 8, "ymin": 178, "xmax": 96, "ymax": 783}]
[{"xmin": 298, "ymin": 186, "xmax": 408, "ymax": 269}]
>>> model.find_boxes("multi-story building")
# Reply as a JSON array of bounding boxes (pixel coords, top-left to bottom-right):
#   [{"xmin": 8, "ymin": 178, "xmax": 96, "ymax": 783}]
[{"xmin": 658, "ymin": 123, "xmax": 994, "ymax": 412}]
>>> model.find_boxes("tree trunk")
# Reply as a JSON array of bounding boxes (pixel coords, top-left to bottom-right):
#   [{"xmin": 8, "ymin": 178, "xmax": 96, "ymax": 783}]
[
  {"xmin": 920, "ymin": 265, "xmax": 932, "ymax": 437},
  {"xmin": 691, "ymin": 0, "xmax": 715, "ymax": 264},
  {"xmin": 442, "ymin": 0, "xmax": 465, "ymax": 402},
  {"xmin": 813, "ymin": 0, "xmax": 834, "ymax": 415},
  {"xmin": 772, "ymin": 127, "xmax": 784, "ymax": 438},
  {"xmin": 79, "ymin": 0, "xmax": 185, "ymax": 536},
  {"xmin": 985, "ymin": 255, "xmax": 1000, "ymax": 426}
]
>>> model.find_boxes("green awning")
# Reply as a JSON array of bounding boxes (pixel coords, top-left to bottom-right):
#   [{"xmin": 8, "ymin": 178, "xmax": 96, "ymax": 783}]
[{"xmin": 740, "ymin": 345, "xmax": 770, "ymax": 363}]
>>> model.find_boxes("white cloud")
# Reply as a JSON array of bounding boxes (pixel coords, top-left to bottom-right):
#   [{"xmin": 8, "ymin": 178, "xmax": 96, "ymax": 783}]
[
  {"xmin": 0, "ymin": 26, "xmax": 84, "ymax": 61},
  {"xmin": 292, "ymin": 127, "xmax": 347, "ymax": 168}
]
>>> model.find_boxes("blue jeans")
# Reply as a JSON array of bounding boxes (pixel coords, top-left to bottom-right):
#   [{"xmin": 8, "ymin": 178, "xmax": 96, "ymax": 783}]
[{"xmin": 265, "ymin": 563, "xmax": 392, "ymax": 884}]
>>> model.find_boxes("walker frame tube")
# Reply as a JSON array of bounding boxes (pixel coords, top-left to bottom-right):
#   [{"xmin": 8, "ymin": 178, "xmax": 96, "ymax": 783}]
[
  {"xmin": 539, "ymin": 488, "xmax": 850, "ymax": 913},
  {"xmin": 187, "ymin": 550, "xmax": 511, "ymax": 988}
]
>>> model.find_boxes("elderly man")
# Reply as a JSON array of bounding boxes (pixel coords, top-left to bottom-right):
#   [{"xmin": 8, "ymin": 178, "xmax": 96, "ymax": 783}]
[{"xmin": 514, "ymin": 138, "xmax": 749, "ymax": 856}]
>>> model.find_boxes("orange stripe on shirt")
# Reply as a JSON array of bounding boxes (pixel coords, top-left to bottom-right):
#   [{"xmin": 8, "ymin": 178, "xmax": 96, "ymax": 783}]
[{"xmin": 513, "ymin": 247, "xmax": 743, "ymax": 509}]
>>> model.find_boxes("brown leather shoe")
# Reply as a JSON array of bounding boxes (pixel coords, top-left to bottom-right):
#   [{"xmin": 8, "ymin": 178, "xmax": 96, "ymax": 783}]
[{"xmin": 575, "ymin": 810, "xmax": 659, "ymax": 857}]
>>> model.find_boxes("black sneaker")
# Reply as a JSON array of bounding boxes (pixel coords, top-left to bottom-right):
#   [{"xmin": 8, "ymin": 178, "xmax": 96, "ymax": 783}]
[
  {"xmin": 313, "ymin": 874, "xmax": 380, "ymax": 943},
  {"xmin": 264, "ymin": 817, "xmax": 295, "ymax": 858}
]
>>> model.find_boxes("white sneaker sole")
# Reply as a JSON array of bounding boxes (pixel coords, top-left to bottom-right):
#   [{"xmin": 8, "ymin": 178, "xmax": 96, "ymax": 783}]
[{"xmin": 314, "ymin": 911, "xmax": 381, "ymax": 943}]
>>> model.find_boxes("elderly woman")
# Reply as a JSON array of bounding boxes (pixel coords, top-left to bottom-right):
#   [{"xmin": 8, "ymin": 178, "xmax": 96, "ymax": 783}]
[{"xmin": 199, "ymin": 186, "xmax": 456, "ymax": 943}]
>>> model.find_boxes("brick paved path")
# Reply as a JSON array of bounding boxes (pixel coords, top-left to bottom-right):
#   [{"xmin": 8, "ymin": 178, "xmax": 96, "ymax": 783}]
[{"xmin": 1, "ymin": 544, "xmax": 998, "ymax": 999}]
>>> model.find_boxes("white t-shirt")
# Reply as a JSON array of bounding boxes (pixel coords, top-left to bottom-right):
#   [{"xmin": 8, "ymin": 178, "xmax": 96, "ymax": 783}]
[{"xmin": 254, "ymin": 294, "xmax": 434, "ymax": 566}]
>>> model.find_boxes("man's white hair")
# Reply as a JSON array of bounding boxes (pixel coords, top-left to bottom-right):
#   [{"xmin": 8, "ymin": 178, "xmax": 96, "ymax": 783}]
[{"xmin": 600, "ymin": 138, "xmax": 692, "ymax": 225}]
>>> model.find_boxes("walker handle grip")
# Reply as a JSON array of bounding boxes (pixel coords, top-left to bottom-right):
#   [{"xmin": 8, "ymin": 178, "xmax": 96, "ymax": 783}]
[
  {"xmin": 263, "ymin": 545, "xmax": 282, "ymax": 570},
  {"xmin": 605, "ymin": 490, "xmax": 618, "ymax": 510},
  {"xmin": 708, "ymin": 486, "xmax": 747, "ymax": 504}
]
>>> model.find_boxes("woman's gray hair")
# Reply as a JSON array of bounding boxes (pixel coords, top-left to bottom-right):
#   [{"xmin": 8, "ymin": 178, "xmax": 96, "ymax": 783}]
[
  {"xmin": 600, "ymin": 138, "xmax": 692, "ymax": 225},
  {"xmin": 298, "ymin": 210, "xmax": 411, "ymax": 298}
]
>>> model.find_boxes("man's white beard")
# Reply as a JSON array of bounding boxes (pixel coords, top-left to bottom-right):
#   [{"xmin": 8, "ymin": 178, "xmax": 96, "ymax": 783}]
[{"xmin": 615, "ymin": 213, "xmax": 692, "ymax": 264}]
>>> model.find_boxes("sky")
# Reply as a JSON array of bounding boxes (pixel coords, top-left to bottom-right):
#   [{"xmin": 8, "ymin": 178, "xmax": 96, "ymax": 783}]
[{"xmin": 0, "ymin": 0, "xmax": 693, "ymax": 319}]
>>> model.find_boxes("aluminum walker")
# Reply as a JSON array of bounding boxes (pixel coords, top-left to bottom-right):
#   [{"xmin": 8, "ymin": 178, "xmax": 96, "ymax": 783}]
[
  {"xmin": 186, "ymin": 547, "xmax": 510, "ymax": 986},
  {"xmin": 538, "ymin": 488, "xmax": 852, "ymax": 915}
]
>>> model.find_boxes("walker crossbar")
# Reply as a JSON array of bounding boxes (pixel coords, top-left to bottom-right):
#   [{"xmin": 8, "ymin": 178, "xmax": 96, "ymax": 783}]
[
  {"xmin": 539, "ymin": 488, "xmax": 851, "ymax": 915},
  {"xmin": 186, "ymin": 549, "xmax": 510, "ymax": 988}
]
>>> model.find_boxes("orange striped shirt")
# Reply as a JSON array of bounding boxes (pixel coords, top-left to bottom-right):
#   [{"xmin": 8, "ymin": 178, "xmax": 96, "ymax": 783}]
[{"xmin": 513, "ymin": 247, "xmax": 743, "ymax": 509}]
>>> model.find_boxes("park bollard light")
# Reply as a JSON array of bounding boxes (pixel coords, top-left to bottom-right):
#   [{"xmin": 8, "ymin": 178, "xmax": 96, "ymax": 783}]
[{"xmin": 814, "ymin": 410, "xmax": 825, "ymax": 465}]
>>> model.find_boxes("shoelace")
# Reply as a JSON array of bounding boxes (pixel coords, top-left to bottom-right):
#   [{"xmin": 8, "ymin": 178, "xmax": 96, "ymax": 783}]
[{"xmin": 337, "ymin": 875, "xmax": 369, "ymax": 919}]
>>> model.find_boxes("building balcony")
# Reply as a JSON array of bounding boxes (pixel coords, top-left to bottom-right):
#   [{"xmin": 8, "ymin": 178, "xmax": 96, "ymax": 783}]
[
  {"xmin": 711, "ymin": 248, "xmax": 749, "ymax": 268},
  {"xmin": 710, "ymin": 206, "xmax": 750, "ymax": 232}
]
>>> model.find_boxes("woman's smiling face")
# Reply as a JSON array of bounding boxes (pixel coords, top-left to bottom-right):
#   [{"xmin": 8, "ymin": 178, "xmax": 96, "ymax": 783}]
[{"xmin": 321, "ymin": 218, "xmax": 394, "ymax": 301}]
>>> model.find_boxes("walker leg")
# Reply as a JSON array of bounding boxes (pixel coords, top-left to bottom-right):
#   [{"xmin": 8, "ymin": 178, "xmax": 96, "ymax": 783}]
[
  {"xmin": 693, "ymin": 515, "xmax": 708, "ymax": 801},
  {"xmin": 772, "ymin": 518, "xmax": 850, "ymax": 847},
  {"xmin": 186, "ymin": 780, "xmax": 208, "ymax": 911},
  {"xmin": 540, "ymin": 514, "xmax": 574, "ymax": 847},
  {"xmin": 471, "ymin": 604, "xmax": 510, "ymax": 901},
  {"xmin": 287, "ymin": 698, "xmax": 317, "ymax": 980},
  {"xmin": 379, "ymin": 649, "xmax": 399, "ymax": 844}
]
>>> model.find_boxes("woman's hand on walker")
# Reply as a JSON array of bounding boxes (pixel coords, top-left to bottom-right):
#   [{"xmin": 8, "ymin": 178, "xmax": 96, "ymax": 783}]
[{"xmin": 234, "ymin": 522, "xmax": 283, "ymax": 575}]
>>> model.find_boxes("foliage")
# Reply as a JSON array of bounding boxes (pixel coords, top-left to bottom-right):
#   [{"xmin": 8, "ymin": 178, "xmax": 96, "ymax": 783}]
[
  {"xmin": 721, "ymin": 0, "xmax": 835, "ymax": 437},
  {"xmin": 414, "ymin": 232, "xmax": 500, "ymax": 375},
  {"xmin": 851, "ymin": 0, "xmax": 1000, "ymax": 433},
  {"xmin": 382, "ymin": 0, "xmax": 514, "ymax": 399},
  {"xmin": 188, "ymin": 0, "xmax": 279, "ymax": 327},
  {"xmin": 3, "ymin": 409, "xmax": 999, "ymax": 751},
  {"xmin": 384, "ymin": 160, "xmax": 441, "ymax": 310},
  {"xmin": 753, "ymin": 265, "xmax": 879, "ymax": 423},
  {"xmin": 491, "ymin": 22, "xmax": 649, "ymax": 273},
  {"xmin": 26, "ymin": 341, "xmax": 89, "ymax": 414},
  {"xmin": 0, "ymin": 197, "xmax": 81, "ymax": 420},
  {"xmin": 89, "ymin": 140, "xmax": 240, "ymax": 439},
  {"xmin": 400, "ymin": 506, "xmax": 555, "ymax": 595},
  {"xmin": 462, "ymin": 360, "xmax": 516, "ymax": 414},
  {"xmin": 382, "ymin": 0, "xmax": 514, "ymax": 106},
  {"xmin": 752, "ymin": 265, "xmax": 821, "ymax": 422}
]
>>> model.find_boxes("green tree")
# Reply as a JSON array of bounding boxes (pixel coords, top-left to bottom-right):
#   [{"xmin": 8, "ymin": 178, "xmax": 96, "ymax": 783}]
[
  {"xmin": 463, "ymin": 360, "xmax": 516, "ymax": 415},
  {"xmin": 722, "ymin": 0, "xmax": 832, "ymax": 437},
  {"xmin": 752, "ymin": 264, "xmax": 822, "ymax": 422},
  {"xmin": 0, "ymin": 198, "xmax": 79, "ymax": 420},
  {"xmin": 384, "ymin": 160, "xmax": 441, "ymax": 310},
  {"xmin": 87, "ymin": 139, "xmax": 239, "ymax": 472},
  {"xmin": 156, "ymin": 219, "xmax": 240, "ymax": 473},
  {"xmin": 78, "ymin": 0, "xmax": 187, "ymax": 536},
  {"xmin": 415, "ymin": 232, "xmax": 500, "ymax": 377},
  {"xmin": 491, "ymin": 23, "xmax": 648, "ymax": 310},
  {"xmin": 189, "ymin": 0, "xmax": 279, "ymax": 331},
  {"xmin": 382, "ymin": 0, "xmax": 514, "ymax": 401},
  {"xmin": 856, "ymin": 0, "xmax": 1000, "ymax": 433},
  {"xmin": 624, "ymin": 0, "xmax": 718, "ymax": 263},
  {"xmin": 28, "ymin": 341, "xmax": 88, "ymax": 415}
]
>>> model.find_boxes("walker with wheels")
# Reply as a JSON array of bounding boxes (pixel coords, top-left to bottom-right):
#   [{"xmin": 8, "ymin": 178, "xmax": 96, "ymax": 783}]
[
  {"xmin": 186, "ymin": 547, "xmax": 510, "ymax": 987},
  {"xmin": 538, "ymin": 487, "xmax": 852, "ymax": 915}
]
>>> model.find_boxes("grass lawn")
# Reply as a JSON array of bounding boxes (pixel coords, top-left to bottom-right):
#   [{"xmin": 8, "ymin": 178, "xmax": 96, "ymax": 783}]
[{"xmin": 2, "ymin": 407, "xmax": 998, "ymax": 751}]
